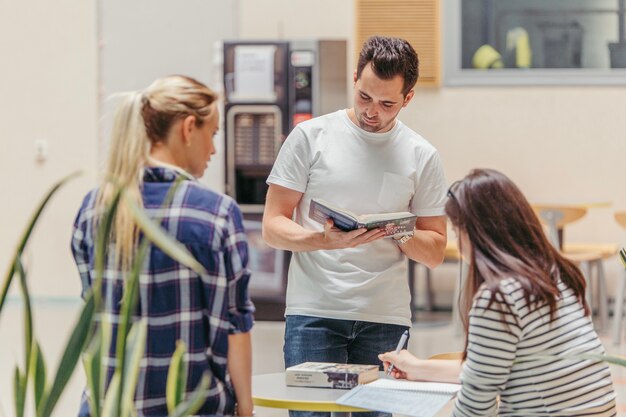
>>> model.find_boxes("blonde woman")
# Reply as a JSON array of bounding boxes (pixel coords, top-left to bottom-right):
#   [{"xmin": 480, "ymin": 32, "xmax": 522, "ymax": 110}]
[{"xmin": 71, "ymin": 75, "xmax": 254, "ymax": 416}]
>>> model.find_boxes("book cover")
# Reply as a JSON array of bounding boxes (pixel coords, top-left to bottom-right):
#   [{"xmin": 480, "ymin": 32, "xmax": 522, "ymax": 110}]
[
  {"xmin": 308, "ymin": 199, "xmax": 416, "ymax": 238},
  {"xmin": 285, "ymin": 362, "xmax": 379, "ymax": 389}
]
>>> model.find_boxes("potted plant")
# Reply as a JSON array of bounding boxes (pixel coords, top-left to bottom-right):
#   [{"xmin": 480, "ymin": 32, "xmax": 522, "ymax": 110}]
[{"xmin": 0, "ymin": 173, "xmax": 210, "ymax": 417}]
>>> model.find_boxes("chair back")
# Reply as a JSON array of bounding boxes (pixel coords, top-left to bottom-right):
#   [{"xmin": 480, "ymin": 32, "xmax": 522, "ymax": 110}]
[
  {"xmin": 532, "ymin": 205, "xmax": 588, "ymax": 248},
  {"xmin": 428, "ymin": 352, "xmax": 463, "ymax": 360},
  {"xmin": 615, "ymin": 211, "xmax": 626, "ymax": 229},
  {"xmin": 532, "ymin": 205, "xmax": 588, "ymax": 228}
]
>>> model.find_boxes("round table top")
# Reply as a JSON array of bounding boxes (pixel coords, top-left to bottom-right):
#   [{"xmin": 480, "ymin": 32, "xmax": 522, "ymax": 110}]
[{"xmin": 252, "ymin": 372, "xmax": 367, "ymax": 412}]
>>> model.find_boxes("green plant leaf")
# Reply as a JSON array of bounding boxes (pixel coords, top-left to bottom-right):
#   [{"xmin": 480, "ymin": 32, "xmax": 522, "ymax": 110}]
[
  {"xmin": 123, "ymin": 192, "xmax": 206, "ymax": 275},
  {"xmin": 38, "ymin": 292, "xmax": 95, "ymax": 417},
  {"xmin": 170, "ymin": 373, "xmax": 211, "ymax": 417},
  {"xmin": 516, "ymin": 353, "xmax": 626, "ymax": 368},
  {"xmin": 100, "ymin": 373, "xmax": 121, "ymax": 417},
  {"xmin": 14, "ymin": 367, "xmax": 26, "ymax": 417},
  {"xmin": 15, "ymin": 256, "xmax": 34, "ymax": 379},
  {"xmin": 92, "ymin": 187, "xmax": 124, "ymax": 308},
  {"xmin": 112, "ymin": 241, "xmax": 147, "ymax": 416},
  {"xmin": 166, "ymin": 341, "xmax": 188, "ymax": 414},
  {"xmin": 99, "ymin": 315, "xmax": 113, "ymax": 404},
  {"xmin": 29, "ymin": 341, "xmax": 47, "ymax": 410},
  {"xmin": 569, "ymin": 353, "xmax": 626, "ymax": 367},
  {"xmin": 120, "ymin": 319, "xmax": 147, "ymax": 417},
  {"xmin": 0, "ymin": 171, "xmax": 80, "ymax": 316},
  {"xmin": 82, "ymin": 331, "xmax": 102, "ymax": 417}
]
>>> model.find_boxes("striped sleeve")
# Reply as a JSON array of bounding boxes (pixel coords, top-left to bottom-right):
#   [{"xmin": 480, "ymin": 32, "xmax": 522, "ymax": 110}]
[{"xmin": 453, "ymin": 283, "xmax": 522, "ymax": 417}]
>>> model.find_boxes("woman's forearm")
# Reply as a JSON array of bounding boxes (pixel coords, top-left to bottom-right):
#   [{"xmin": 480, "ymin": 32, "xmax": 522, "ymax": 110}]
[
  {"xmin": 227, "ymin": 332, "xmax": 253, "ymax": 416},
  {"xmin": 411, "ymin": 359, "xmax": 462, "ymax": 384}
]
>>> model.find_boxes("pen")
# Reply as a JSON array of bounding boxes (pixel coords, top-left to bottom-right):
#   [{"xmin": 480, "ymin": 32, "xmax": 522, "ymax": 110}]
[{"xmin": 386, "ymin": 329, "xmax": 409, "ymax": 376}]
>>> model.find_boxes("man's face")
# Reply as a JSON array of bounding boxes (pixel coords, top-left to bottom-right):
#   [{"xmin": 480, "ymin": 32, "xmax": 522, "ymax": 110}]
[{"xmin": 352, "ymin": 63, "xmax": 414, "ymax": 133}]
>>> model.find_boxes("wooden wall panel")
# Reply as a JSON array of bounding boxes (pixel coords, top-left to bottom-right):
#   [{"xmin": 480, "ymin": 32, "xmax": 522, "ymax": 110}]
[{"xmin": 355, "ymin": 0, "xmax": 441, "ymax": 87}]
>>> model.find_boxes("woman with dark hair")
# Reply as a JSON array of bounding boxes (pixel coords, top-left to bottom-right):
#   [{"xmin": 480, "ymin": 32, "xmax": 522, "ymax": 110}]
[{"xmin": 379, "ymin": 168, "xmax": 616, "ymax": 416}]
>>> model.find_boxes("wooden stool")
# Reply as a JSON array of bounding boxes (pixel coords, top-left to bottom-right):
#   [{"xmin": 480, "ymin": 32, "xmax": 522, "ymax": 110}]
[{"xmin": 533, "ymin": 205, "xmax": 616, "ymax": 331}]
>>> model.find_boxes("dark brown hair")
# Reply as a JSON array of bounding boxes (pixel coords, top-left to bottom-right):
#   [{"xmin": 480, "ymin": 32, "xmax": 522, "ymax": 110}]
[
  {"xmin": 445, "ymin": 169, "xmax": 589, "ymax": 358},
  {"xmin": 356, "ymin": 36, "xmax": 418, "ymax": 96}
]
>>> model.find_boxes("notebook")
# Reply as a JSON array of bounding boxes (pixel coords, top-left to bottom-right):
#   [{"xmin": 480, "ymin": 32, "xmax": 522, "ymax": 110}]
[{"xmin": 336, "ymin": 378, "xmax": 461, "ymax": 417}]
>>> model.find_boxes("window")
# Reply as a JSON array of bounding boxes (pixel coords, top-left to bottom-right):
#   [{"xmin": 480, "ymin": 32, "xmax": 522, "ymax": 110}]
[{"xmin": 446, "ymin": 0, "xmax": 626, "ymax": 85}]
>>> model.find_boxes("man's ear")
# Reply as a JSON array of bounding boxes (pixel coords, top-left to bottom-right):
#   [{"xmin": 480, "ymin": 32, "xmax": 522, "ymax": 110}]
[
  {"xmin": 353, "ymin": 69, "xmax": 358, "ymax": 84},
  {"xmin": 402, "ymin": 90, "xmax": 415, "ymax": 108},
  {"xmin": 181, "ymin": 115, "xmax": 196, "ymax": 146}
]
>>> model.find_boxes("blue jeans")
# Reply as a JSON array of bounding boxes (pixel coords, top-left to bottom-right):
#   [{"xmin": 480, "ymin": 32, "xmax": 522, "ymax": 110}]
[{"xmin": 284, "ymin": 315, "xmax": 410, "ymax": 417}]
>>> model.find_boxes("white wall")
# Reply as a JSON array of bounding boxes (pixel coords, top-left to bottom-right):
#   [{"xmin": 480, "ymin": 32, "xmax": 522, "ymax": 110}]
[
  {"xmin": 99, "ymin": 0, "xmax": 239, "ymax": 192},
  {"xmin": 0, "ymin": 0, "xmax": 98, "ymax": 299},
  {"xmin": 1, "ymin": 0, "xmax": 624, "ymax": 313},
  {"xmin": 239, "ymin": 0, "xmax": 626, "ymax": 300},
  {"xmin": 0, "ymin": 0, "xmax": 240, "ymax": 300}
]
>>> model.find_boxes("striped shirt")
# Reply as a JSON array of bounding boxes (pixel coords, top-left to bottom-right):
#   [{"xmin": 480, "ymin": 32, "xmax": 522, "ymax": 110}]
[
  {"xmin": 454, "ymin": 278, "xmax": 616, "ymax": 417},
  {"xmin": 71, "ymin": 166, "xmax": 255, "ymax": 416}
]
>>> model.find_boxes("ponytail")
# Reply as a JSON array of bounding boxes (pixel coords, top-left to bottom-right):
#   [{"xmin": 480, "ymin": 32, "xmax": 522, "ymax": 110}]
[
  {"xmin": 95, "ymin": 75, "xmax": 218, "ymax": 272},
  {"xmin": 96, "ymin": 91, "xmax": 147, "ymax": 271}
]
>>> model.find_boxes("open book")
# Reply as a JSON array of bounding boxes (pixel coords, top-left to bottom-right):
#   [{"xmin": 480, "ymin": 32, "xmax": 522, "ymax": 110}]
[
  {"xmin": 308, "ymin": 199, "xmax": 416, "ymax": 238},
  {"xmin": 337, "ymin": 378, "xmax": 461, "ymax": 417}
]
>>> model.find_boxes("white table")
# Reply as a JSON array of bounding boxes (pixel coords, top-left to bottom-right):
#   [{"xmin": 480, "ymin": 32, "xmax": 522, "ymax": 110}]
[
  {"xmin": 252, "ymin": 372, "xmax": 368, "ymax": 417},
  {"xmin": 252, "ymin": 372, "xmax": 454, "ymax": 417}
]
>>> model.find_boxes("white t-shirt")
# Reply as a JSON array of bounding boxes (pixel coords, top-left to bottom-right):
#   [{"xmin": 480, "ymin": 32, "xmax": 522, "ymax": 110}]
[{"xmin": 267, "ymin": 110, "xmax": 447, "ymax": 326}]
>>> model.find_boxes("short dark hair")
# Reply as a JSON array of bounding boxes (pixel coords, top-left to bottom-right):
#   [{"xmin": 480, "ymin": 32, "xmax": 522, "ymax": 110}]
[{"xmin": 356, "ymin": 36, "xmax": 419, "ymax": 96}]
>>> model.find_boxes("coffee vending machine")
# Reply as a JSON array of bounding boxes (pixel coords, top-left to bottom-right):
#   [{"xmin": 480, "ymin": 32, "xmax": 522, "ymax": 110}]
[{"xmin": 222, "ymin": 40, "xmax": 347, "ymax": 319}]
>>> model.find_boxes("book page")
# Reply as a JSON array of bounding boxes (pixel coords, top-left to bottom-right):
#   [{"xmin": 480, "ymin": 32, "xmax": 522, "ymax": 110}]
[
  {"xmin": 360, "ymin": 212, "xmax": 415, "ymax": 223},
  {"xmin": 337, "ymin": 384, "xmax": 455, "ymax": 417},
  {"xmin": 368, "ymin": 378, "xmax": 461, "ymax": 393}
]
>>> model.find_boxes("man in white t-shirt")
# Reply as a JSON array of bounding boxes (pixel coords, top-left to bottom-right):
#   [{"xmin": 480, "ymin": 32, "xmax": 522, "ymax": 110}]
[{"xmin": 262, "ymin": 35, "xmax": 448, "ymax": 417}]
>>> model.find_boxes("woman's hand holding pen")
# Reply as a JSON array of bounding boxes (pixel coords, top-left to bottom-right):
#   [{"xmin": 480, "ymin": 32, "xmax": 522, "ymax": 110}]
[
  {"xmin": 379, "ymin": 351, "xmax": 464, "ymax": 384},
  {"xmin": 378, "ymin": 350, "xmax": 422, "ymax": 380}
]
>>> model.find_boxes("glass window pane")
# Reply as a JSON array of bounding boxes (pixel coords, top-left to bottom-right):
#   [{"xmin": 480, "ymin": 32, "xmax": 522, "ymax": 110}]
[{"xmin": 461, "ymin": 0, "xmax": 626, "ymax": 70}]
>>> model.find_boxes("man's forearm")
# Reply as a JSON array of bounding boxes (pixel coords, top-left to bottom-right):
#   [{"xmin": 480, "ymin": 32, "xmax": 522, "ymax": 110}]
[
  {"xmin": 262, "ymin": 216, "xmax": 326, "ymax": 252},
  {"xmin": 398, "ymin": 230, "xmax": 446, "ymax": 268}
]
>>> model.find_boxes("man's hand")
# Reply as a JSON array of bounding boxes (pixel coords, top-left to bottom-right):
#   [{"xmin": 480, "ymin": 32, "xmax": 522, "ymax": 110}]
[{"xmin": 321, "ymin": 219, "xmax": 386, "ymax": 250}]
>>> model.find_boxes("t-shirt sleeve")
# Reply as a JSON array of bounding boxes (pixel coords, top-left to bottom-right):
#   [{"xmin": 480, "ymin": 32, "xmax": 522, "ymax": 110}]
[
  {"xmin": 411, "ymin": 151, "xmax": 448, "ymax": 217},
  {"xmin": 453, "ymin": 285, "xmax": 522, "ymax": 417},
  {"xmin": 266, "ymin": 125, "xmax": 310, "ymax": 193}
]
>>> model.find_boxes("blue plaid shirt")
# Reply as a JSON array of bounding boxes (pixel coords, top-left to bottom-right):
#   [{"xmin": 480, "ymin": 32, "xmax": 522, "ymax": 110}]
[{"xmin": 71, "ymin": 166, "xmax": 255, "ymax": 416}]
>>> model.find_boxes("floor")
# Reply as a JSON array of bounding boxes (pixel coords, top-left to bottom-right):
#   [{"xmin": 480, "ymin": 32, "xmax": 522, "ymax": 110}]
[{"xmin": 0, "ymin": 301, "xmax": 624, "ymax": 417}]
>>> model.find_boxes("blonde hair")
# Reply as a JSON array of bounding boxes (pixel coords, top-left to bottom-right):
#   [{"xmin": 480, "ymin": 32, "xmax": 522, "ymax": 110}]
[{"xmin": 97, "ymin": 75, "xmax": 217, "ymax": 271}]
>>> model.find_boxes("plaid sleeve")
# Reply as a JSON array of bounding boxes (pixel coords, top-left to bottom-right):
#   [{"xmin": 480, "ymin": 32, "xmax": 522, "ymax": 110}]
[
  {"xmin": 70, "ymin": 193, "xmax": 94, "ymax": 299},
  {"xmin": 222, "ymin": 201, "xmax": 255, "ymax": 334}
]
